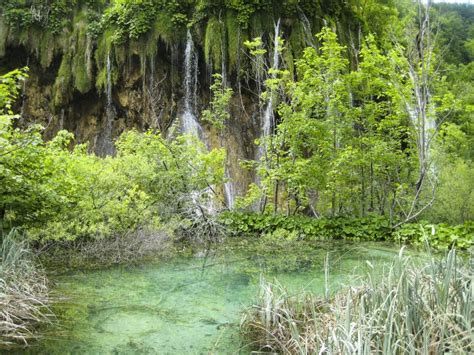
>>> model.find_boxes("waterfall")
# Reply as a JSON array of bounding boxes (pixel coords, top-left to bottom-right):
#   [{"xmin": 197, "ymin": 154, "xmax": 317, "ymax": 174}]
[
  {"xmin": 299, "ymin": 9, "xmax": 315, "ymax": 47},
  {"xmin": 260, "ymin": 19, "xmax": 281, "ymax": 151},
  {"xmin": 104, "ymin": 53, "xmax": 116, "ymax": 154},
  {"xmin": 59, "ymin": 108, "xmax": 64, "ymax": 130},
  {"xmin": 224, "ymin": 165, "xmax": 235, "ymax": 209},
  {"xmin": 97, "ymin": 53, "xmax": 116, "ymax": 156},
  {"xmin": 220, "ymin": 20, "xmax": 228, "ymax": 88},
  {"xmin": 220, "ymin": 33, "xmax": 236, "ymax": 209},
  {"xmin": 182, "ymin": 29, "xmax": 201, "ymax": 138},
  {"xmin": 106, "ymin": 53, "xmax": 113, "ymax": 109},
  {"xmin": 255, "ymin": 20, "xmax": 282, "ymax": 210},
  {"xmin": 181, "ymin": 30, "xmax": 222, "ymax": 214}
]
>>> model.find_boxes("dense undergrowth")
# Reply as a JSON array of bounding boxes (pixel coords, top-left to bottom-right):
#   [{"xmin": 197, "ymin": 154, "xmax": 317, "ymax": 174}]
[
  {"xmin": 241, "ymin": 248, "xmax": 472, "ymax": 354},
  {"xmin": 221, "ymin": 212, "xmax": 474, "ymax": 250}
]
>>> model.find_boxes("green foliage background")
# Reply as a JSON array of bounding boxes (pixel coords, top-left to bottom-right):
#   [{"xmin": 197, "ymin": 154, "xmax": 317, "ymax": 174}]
[{"xmin": 0, "ymin": 1, "xmax": 473, "ymax": 247}]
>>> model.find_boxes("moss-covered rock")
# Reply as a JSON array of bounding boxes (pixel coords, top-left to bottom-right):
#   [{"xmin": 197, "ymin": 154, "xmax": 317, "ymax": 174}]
[{"xmin": 0, "ymin": 0, "xmax": 400, "ymax": 194}]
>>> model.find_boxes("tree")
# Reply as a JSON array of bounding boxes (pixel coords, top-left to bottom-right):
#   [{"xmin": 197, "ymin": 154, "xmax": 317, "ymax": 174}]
[{"xmin": 389, "ymin": 0, "xmax": 456, "ymax": 226}]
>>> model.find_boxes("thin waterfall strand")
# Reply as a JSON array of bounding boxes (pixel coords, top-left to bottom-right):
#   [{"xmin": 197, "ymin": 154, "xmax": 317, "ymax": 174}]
[
  {"xmin": 262, "ymin": 19, "xmax": 281, "ymax": 139},
  {"xmin": 182, "ymin": 29, "xmax": 201, "ymax": 138},
  {"xmin": 97, "ymin": 53, "xmax": 116, "ymax": 156}
]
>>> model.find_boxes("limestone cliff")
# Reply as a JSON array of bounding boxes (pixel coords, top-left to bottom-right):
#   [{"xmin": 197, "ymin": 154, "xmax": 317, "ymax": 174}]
[{"xmin": 0, "ymin": 0, "xmax": 398, "ymax": 203}]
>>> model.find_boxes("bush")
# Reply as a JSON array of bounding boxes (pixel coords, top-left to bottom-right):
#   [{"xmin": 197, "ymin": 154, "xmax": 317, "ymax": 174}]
[
  {"xmin": 395, "ymin": 221, "xmax": 474, "ymax": 250},
  {"xmin": 221, "ymin": 212, "xmax": 474, "ymax": 249},
  {"xmin": 0, "ymin": 119, "xmax": 225, "ymax": 242},
  {"xmin": 221, "ymin": 212, "xmax": 392, "ymax": 241}
]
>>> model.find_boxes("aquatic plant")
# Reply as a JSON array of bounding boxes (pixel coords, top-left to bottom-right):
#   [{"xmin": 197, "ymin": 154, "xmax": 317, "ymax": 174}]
[
  {"xmin": 0, "ymin": 230, "xmax": 52, "ymax": 346},
  {"xmin": 221, "ymin": 212, "xmax": 474, "ymax": 250},
  {"xmin": 241, "ymin": 248, "xmax": 472, "ymax": 354}
]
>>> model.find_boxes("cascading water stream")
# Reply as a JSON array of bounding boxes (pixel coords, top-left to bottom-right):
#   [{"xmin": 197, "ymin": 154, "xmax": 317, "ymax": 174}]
[
  {"xmin": 299, "ymin": 10, "xmax": 315, "ymax": 47},
  {"xmin": 255, "ymin": 20, "xmax": 281, "ymax": 210},
  {"xmin": 257, "ymin": 19, "xmax": 281, "ymax": 162},
  {"xmin": 182, "ymin": 29, "xmax": 202, "ymax": 138},
  {"xmin": 224, "ymin": 166, "xmax": 235, "ymax": 209},
  {"xmin": 106, "ymin": 54, "xmax": 113, "ymax": 112},
  {"xmin": 97, "ymin": 53, "xmax": 116, "ymax": 156},
  {"xmin": 59, "ymin": 108, "xmax": 65, "ymax": 130},
  {"xmin": 262, "ymin": 19, "xmax": 281, "ymax": 139},
  {"xmin": 220, "ymin": 34, "xmax": 236, "ymax": 209},
  {"xmin": 181, "ymin": 30, "xmax": 221, "ymax": 213}
]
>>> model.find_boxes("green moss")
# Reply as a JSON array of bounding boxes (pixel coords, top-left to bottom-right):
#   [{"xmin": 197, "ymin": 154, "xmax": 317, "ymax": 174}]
[
  {"xmin": 133, "ymin": 13, "xmax": 180, "ymax": 77},
  {"xmin": 16, "ymin": 26, "xmax": 30, "ymax": 49},
  {"xmin": 96, "ymin": 28, "xmax": 114, "ymax": 63},
  {"xmin": 248, "ymin": 14, "xmax": 263, "ymax": 40},
  {"xmin": 0, "ymin": 0, "xmax": 401, "ymax": 108},
  {"xmin": 0, "ymin": 17, "xmax": 8, "ymax": 57},
  {"xmin": 73, "ymin": 38, "xmax": 93, "ymax": 93},
  {"xmin": 95, "ymin": 28, "xmax": 115, "ymax": 92},
  {"xmin": 249, "ymin": 11, "xmax": 274, "ymax": 39},
  {"xmin": 130, "ymin": 40, "xmax": 146, "ymax": 75},
  {"xmin": 53, "ymin": 52, "xmax": 73, "ymax": 106},
  {"xmin": 114, "ymin": 43, "xmax": 127, "ymax": 68},
  {"xmin": 204, "ymin": 17, "xmax": 223, "ymax": 72},
  {"xmin": 96, "ymin": 67, "xmax": 107, "ymax": 93},
  {"xmin": 288, "ymin": 21, "xmax": 306, "ymax": 59},
  {"xmin": 151, "ymin": 13, "xmax": 176, "ymax": 48},
  {"xmin": 145, "ymin": 14, "xmax": 172, "ymax": 57},
  {"xmin": 39, "ymin": 31, "xmax": 55, "ymax": 68},
  {"xmin": 226, "ymin": 12, "xmax": 240, "ymax": 74},
  {"xmin": 144, "ymin": 32, "xmax": 158, "ymax": 61},
  {"xmin": 65, "ymin": 11, "xmax": 92, "ymax": 93}
]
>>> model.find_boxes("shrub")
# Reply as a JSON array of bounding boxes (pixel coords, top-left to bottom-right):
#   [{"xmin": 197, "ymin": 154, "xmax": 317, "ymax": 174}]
[
  {"xmin": 221, "ymin": 212, "xmax": 392, "ymax": 241},
  {"xmin": 395, "ymin": 221, "xmax": 474, "ymax": 250},
  {"xmin": 221, "ymin": 212, "xmax": 473, "ymax": 249},
  {"xmin": 0, "ymin": 123, "xmax": 225, "ymax": 243}
]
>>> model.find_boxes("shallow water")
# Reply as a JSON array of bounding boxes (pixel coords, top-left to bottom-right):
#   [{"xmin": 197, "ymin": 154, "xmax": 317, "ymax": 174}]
[{"xmin": 23, "ymin": 240, "xmax": 399, "ymax": 354}]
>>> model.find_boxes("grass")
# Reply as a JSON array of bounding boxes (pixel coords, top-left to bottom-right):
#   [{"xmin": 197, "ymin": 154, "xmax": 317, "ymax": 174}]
[
  {"xmin": 0, "ymin": 230, "xmax": 52, "ymax": 347},
  {"xmin": 241, "ymin": 247, "xmax": 472, "ymax": 354}
]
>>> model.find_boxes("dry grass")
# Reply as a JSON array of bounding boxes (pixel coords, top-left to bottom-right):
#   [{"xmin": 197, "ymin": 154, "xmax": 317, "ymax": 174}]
[
  {"xmin": 1, "ymin": 230, "xmax": 52, "ymax": 347},
  {"xmin": 241, "ymin": 248, "xmax": 473, "ymax": 354}
]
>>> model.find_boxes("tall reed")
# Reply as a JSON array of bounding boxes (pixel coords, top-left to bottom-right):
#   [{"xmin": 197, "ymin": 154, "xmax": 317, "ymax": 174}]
[
  {"xmin": 241, "ymin": 248, "xmax": 472, "ymax": 354},
  {"xmin": 0, "ymin": 229, "xmax": 52, "ymax": 346}
]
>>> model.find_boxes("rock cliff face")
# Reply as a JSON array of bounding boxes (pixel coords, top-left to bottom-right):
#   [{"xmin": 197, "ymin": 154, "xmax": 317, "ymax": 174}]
[{"xmin": 0, "ymin": 1, "xmax": 396, "ymax": 204}]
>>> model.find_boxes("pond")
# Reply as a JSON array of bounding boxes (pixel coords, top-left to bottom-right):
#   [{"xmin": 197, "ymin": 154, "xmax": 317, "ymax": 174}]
[{"xmin": 20, "ymin": 240, "xmax": 400, "ymax": 354}]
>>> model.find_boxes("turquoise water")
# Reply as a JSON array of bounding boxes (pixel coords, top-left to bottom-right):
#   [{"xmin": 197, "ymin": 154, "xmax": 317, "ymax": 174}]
[{"xmin": 23, "ymin": 241, "xmax": 399, "ymax": 354}]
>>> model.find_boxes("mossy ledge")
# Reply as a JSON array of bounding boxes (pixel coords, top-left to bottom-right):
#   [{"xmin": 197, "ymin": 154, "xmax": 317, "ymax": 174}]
[{"xmin": 0, "ymin": 0, "xmax": 399, "ymax": 193}]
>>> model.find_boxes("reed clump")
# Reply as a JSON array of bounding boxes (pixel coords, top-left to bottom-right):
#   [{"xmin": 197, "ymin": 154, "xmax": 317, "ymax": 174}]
[
  {"xmin": 0, "ymin": 230, "xmax": 52, "ymax": 347},
  {"xmin": 241, "ymin": 248, "xmax": 472, "ymax": 354}
]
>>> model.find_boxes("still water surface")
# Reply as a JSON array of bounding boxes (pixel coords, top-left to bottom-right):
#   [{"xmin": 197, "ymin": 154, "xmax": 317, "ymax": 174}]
[{"xmin": 25, "ymin": 240, "xmax": 399, "ymax": 354}]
